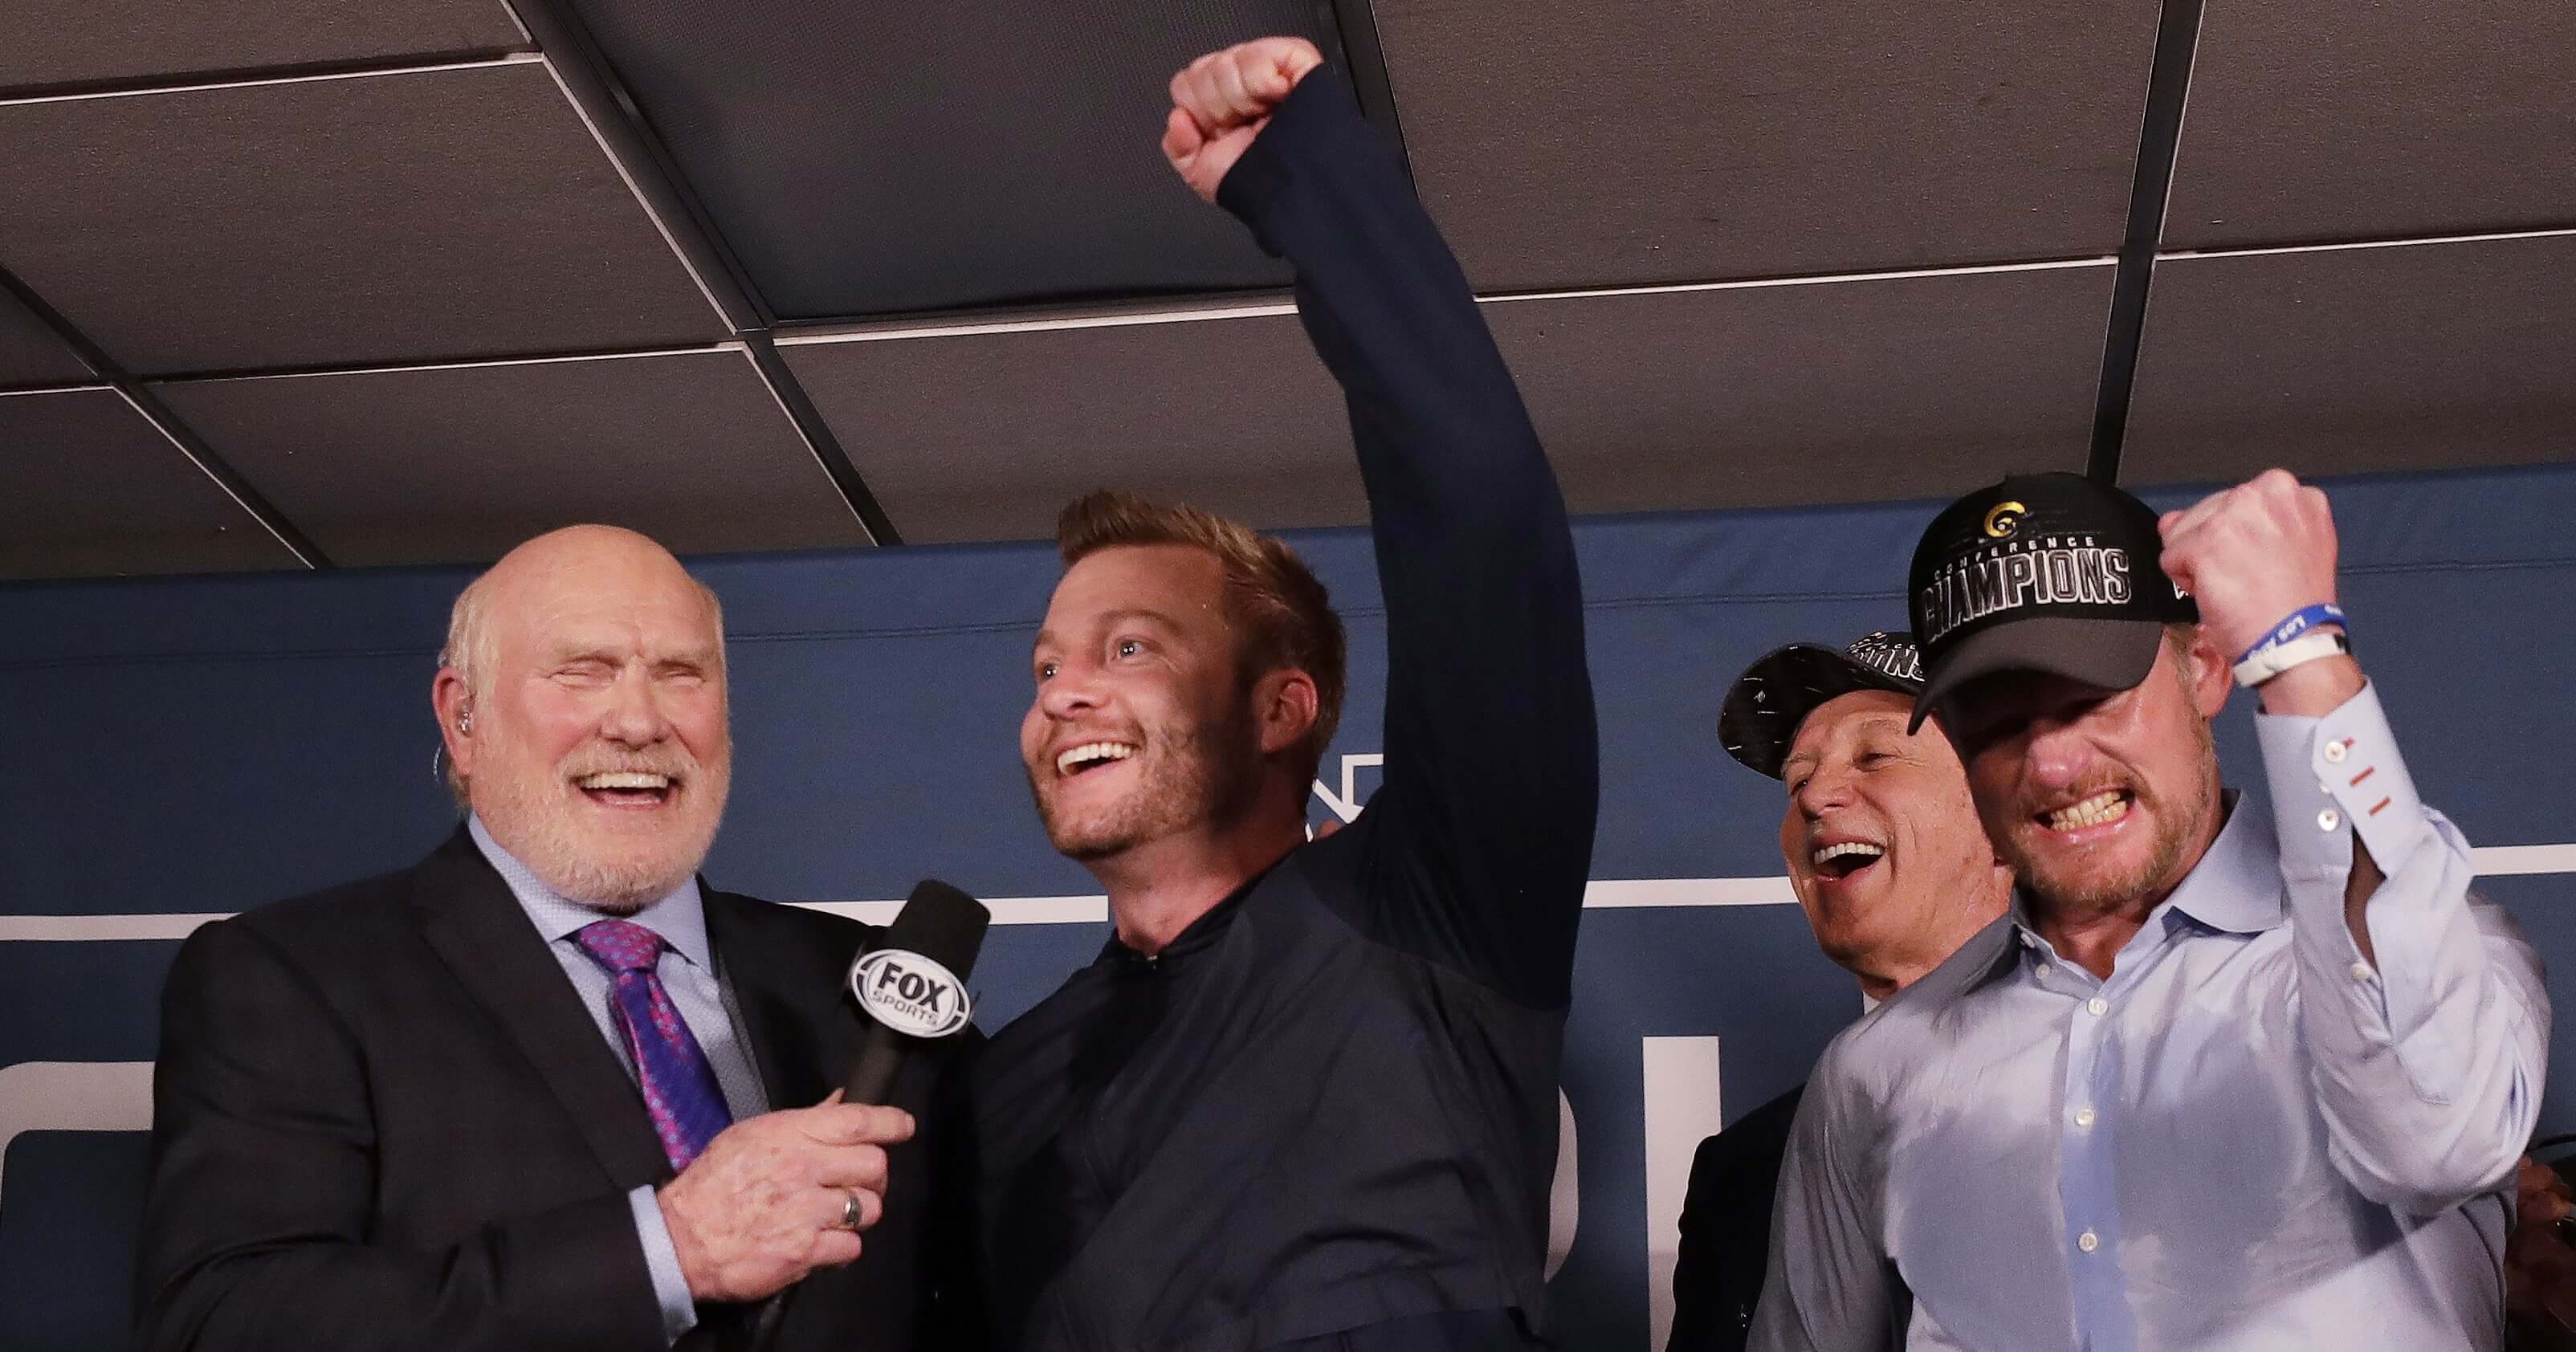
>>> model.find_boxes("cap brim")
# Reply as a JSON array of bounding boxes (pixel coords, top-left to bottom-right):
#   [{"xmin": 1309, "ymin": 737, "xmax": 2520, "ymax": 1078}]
[
  {"xmin": 1722, "ymin": 645, "xmax": 1922, "ymax": 779},
  {"xmin": 1909, "ymin": 617, "xmax": 2166, "ymax": 734}
]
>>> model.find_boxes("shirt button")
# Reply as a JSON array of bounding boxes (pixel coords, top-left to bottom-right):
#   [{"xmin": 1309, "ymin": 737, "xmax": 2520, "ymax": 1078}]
[
  {"xmin": 2317, "ymin": 808, "xmax": 2341, "ymax": 832},
  {"xmin": 2322, "ymin": 740, "xmax": 2348, "ymax": 764},
  {"xmin": 2075, "ymin": 1107, "xmax": 2097, "ymax": 1128},
  {"xmin": 2078, "ymin": 1230, "xmax": 2100, "ymax": 1253},
  {"xmin": 2350, "ymin": 961, "xmax": 2374, "ymax": 983},
  {"xmin": 2087, "ymin": 997, "xmax": 2109, "ymax": 1016}
]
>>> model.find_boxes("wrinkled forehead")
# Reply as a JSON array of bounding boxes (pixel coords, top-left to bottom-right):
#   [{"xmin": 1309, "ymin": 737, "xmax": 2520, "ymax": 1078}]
[{"xmin": 505, "ymin": 564, "xmax": 723, "ymax": 660}]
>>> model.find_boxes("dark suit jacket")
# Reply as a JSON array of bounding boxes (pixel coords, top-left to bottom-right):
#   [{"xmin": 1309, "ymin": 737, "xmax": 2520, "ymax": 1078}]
[
  {"xmin": 134, "ymin": 827, "xmax": 960, "ymax": 1352},
  {"xmin": 1666, "ymin": 1085, "xmax": 1806, "ymax": 1352}
]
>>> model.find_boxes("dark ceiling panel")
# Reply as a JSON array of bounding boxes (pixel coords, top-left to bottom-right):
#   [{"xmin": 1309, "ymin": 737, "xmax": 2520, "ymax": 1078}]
[
  {"xmin": 0, "ymin": 286, "xmax": 91, "ymax": 389},
  {"xmin": 0, "ymin": 60, "xmax": 726, "ymax": 376},
  {"xmin": 157, "ymin": 348, "xmax": 870, "ymax": 565},
  {"xmin": 558, "ymin": 0, "xmax": 1336, "ymax": 318},
  {"xmin": 0, "ymin": 1, "xmax": 526, "ymax": 94},
  {"xmin": 783, "ymin": 311, "xmax": 1359, "ymax": 543},
  {"xmin": 1373, "ymin": 0, "xmax": 2162, "ymax": 291},
  {"xmin": 2123, "ymin": 235, "xmax": 2576, "ymax": 485},
  {"xmin": 787, "ymin": 263, "xmax": 2108, "ymax": 543},
  {"xmin": 0, "ymin": 389, "xmax": 299, "ymax": 579},
  {"xmin": 2166, "ymin": 2, "xmax": 2576, "ymax": 250},
  {"xmin": 1494, "ymin": 264, "xmax": 2110, "ymax": 514}
]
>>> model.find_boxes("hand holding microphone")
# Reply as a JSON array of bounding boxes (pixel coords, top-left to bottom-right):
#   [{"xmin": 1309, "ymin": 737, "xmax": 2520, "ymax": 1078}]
[
  {"xmin": 655, "ymin": 1096, "xmax": 915, "ymax": 1302},
  {"xmin": 737, "ymin": 880, "xmax": 988, "ymax": 1346}
]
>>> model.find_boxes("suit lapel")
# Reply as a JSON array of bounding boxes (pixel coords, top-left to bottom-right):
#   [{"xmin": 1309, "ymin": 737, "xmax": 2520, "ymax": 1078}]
[
  {"xmin": 410, "ymin": 828, "xmax": 674, "ymax": 1187},
  {"xmin": 704, "ymin": 889, "xmax": 838, "ymax": 1112}
]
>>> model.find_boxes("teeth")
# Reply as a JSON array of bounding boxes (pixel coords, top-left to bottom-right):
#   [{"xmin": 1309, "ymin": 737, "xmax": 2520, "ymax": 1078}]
[
  {"xmin": 578, "ymin": 772, "xmax": 670, "ymax": 790},
  {"xmin": 2046, "ymin": 790, "xmax": 2129, "ymax": 831},
  {"xmin": 1812, "ymin": 841, "xmax": 1886, "ymax": 868},
  {"xmin": 1055, "ymin": 742, "xmax": 1136, "ymax": 775}
]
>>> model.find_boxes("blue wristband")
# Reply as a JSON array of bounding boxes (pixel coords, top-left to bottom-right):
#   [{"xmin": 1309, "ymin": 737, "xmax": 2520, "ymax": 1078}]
[{"xmin": 2237, "ymin": 602, "xmax": 2346, "ymax": 664}]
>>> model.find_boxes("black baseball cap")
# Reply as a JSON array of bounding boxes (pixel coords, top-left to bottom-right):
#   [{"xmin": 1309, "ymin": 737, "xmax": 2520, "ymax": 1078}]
[
  {"xmin": 1906, "ymin": 472, "xmax": 2197, "ymax": 732},
  {"xmin": 1721, "ymin": 630, "xmax": 1926, "ymax": 779}
]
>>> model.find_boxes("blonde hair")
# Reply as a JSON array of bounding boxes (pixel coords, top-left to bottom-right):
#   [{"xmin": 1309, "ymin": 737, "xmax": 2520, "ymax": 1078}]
[{"xmin": 1057, "ymin": 490, "xmax": 1345, "ymax": 785}]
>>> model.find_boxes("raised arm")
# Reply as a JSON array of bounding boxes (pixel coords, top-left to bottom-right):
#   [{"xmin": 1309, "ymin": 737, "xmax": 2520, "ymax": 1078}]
[
  {"xmin": 2162, "ymin": 470, "xmax": 2550, "ymax": 1212},
  {"xmin": 1172, "ymin": 39, "xmax": 1598, "ymax": 1004}
]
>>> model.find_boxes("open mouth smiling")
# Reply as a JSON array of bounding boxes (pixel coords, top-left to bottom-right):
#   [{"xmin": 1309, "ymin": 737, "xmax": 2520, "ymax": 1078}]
[
  {"xmin": 1811, "ymin": 839, "xmax": 1886, "ymax": 882},
  {"xmin": 1054, "ymin": 741, "xmax": 1137, "ymax": 778},
  {"xmin": 575, "ymin": 770, "xmax": 675, "ymax": 807}
]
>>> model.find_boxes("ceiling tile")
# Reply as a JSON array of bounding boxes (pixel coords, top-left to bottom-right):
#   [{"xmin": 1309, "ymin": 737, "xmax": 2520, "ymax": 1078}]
[
  {"xmin": 789, "ymin": 263, "xmax": 2109, "ymax": 543},
  {"xmin": 0, "ymin": 59, "xmax": 726, "ymax": 376},
  {"xmin": 561, "ymin": 0, "xmax": 1330, "ymax": 318},
  {"xmin": 0, "ymin": 285, "xmax": 90, "ymax": 389},
  {"xmin": 157, "ymin": 348, "xmax": 870, "ymax": 565},
  {"xmin": 2166, "ymin": 1, "xmax": 2576, "ymax": 249},
  {"xmin": 0, "ymin": 1, "xmax": 525, "ymax": 93},
  {"xmin": 0, "ymin": 388, "xmax": 299, "ymax": 579},
  {"xmin": 783, "ymin": 312, "xmax": 1359, "ymax": 544},
  {"xmin": 2124, "ymin": 234, "xmax": 2576, "ymax": 485},
  {"xmin": 1375, "ymin": 0, "xmax": 2162, "ymax": 291},
  {"xmin": 1493, "ymin": 264, "xmax": 2112, "ymax": 514}
]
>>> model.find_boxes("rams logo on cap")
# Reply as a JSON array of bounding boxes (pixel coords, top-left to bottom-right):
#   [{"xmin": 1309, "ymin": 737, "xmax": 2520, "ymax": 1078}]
[{"xmin": 1983, "ymin": 501, "xmax": 2028, "ymax": 539}]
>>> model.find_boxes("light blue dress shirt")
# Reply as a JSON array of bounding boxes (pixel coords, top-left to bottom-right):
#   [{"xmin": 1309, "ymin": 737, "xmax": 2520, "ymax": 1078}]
[
  {"xmin": 468, "ymin": 816, "xmax": 773, "ymax": 1345},
  {"xmin": 1751, "ymin": 682, "xmax": 2550, "ymax": 1351}
]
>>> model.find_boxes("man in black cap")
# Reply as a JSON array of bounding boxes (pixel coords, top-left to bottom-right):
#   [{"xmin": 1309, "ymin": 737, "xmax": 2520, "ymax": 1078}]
[
  {"xmin": 1751, "ymin": 470, "xmax": 2548, "ymax": 1351},
  {"xmin": 1666, "ymin": 633, "xmax": 2011, "ymax": 1352}
]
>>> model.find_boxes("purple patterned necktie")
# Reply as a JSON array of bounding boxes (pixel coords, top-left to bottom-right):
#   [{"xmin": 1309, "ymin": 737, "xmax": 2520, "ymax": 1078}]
[{"xmin": 573, "ymin": 918, "xmax": 735, "ymax": 1171}]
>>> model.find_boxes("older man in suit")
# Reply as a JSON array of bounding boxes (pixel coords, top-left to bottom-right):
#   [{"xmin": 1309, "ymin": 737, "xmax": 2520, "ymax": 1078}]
[
  {"xmin": 134, "ymin": 525, "xmax": 950, "ymax": 1352},
  {"xmin": 1666, "ymin": 633, "xmax": 2014, "ymax": 1352}
]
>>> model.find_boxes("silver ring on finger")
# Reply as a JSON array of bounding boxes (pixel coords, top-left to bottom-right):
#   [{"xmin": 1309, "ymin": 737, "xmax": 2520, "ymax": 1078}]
[{"xmin": 838, "ymin": 1188, "xmax": 864, "ymax": 1232}]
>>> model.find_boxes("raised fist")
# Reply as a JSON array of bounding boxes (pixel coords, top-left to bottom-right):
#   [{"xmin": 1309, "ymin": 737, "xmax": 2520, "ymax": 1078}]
[
  {"xmin": 2156, "ymin": 468, "xmax": 2341, "ymax": 662},
  {"xmin": 1161, "ymin": 37, "xmax": 1325, "ymax": 203}
]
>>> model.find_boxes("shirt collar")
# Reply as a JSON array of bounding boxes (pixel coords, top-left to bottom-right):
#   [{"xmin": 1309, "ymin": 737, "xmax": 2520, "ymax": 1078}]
[
  {"xmin": 467, "ymin": 814, "xmax": 711, "ymax": 968},
  {"xmin": 2006, "ymin": 788, "xmax": 2284, "ymax": 948},
  {"xmin": 2157, "ymin": 791, "xmax": 2284, "ymax": 935}
]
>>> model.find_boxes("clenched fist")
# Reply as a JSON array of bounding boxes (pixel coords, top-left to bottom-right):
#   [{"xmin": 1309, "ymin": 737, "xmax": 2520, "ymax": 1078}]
[
  {"xmin": 1161, "ymin": 37, "xmax": 1325, "ymax": 202},
  {"xmin": 2158, "ymin": 469, "xmax": 2360, "ymax": 711},
  {"xmin": 2156, "ymin": 469, "xmax": 2341, "ymax": 659},
  {"xmin": 656, "ymin": 1095, "xmax": 915, "ymax": 1303}
]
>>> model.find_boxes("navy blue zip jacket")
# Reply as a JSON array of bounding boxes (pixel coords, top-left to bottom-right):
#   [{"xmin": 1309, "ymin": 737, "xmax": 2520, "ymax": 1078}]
[{"xmin": 961, "ymin": 65, "xmax": 1599, "ymax": 1352}]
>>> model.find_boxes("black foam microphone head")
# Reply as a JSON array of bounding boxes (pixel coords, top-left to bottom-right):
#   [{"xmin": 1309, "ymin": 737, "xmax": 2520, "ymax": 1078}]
[{"xmin": 846, "ymin": 879, "xmax": 990, "ymax": 1041}]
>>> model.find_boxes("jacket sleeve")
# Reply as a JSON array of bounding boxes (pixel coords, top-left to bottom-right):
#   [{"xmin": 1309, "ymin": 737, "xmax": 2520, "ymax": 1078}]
[
  {"xmin": 1217, "ymin": 67, "xmax": 1598, "ymax": 1006},
  {"xmin": 132, "ymin": 918, "xmax": 668, "ymax": 1352}
]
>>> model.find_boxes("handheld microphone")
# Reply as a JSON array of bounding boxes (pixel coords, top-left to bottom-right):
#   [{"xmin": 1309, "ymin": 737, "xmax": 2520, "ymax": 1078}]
[
  {"xmin": 750, "ymin": 880, "xmax": 988, "ymax": 1352},
  {"xmin": 840, "ymin": 878, "xmax": 990, "ymax": 1102}
]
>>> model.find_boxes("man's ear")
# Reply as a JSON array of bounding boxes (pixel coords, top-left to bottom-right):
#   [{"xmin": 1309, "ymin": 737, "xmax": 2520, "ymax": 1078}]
[
  {"xmin": 1252, "ymin": 667, "xmax": 1320, "ymax": 756},
  {"xmin": 432, "ymin": 669, "xmax": 477, "ymax": 776},
  {"xmin": 2177, "ymin": 624, "xmax": 2231, "ymax": 719}
]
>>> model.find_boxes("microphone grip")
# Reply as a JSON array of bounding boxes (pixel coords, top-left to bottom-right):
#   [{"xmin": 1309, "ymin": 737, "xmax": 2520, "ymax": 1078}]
[
  {"xmin": 750, "ymin": 1024, "xmax": 915, "ymax": 1350},
  {"xmin": 842, "ymin": 1026, "xmax": 909, "ymax": 1106}
]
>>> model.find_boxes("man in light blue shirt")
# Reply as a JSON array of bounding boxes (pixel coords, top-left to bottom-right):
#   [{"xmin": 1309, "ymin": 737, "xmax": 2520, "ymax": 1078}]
[{"xmin": 1751, "ymin": 470, "xmax": 2548, "ymax": 1351}]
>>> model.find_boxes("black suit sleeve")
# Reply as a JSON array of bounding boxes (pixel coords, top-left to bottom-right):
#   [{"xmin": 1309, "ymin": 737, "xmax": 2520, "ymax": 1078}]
[
  {"xmin": 1667, "ymin": 1135, "xmax": 1740, "ymax": 1352},
  {"xmin": 1217, "ymin": 69, "xmax": 1599, "ymax": 1007},
  {"xmin": 133, "ymin": 918, "xmax": 666, "ymax": 1352}
]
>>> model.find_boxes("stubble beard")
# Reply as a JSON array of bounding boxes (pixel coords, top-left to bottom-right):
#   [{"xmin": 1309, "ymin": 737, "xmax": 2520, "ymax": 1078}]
[
  {"xmin": 2006, "ymin": 717, "xmax": 2217, "ymax": 922},
  {"xmin": 1031, "ymin": 704, "xmax": 1264, "ymax": 863}
]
